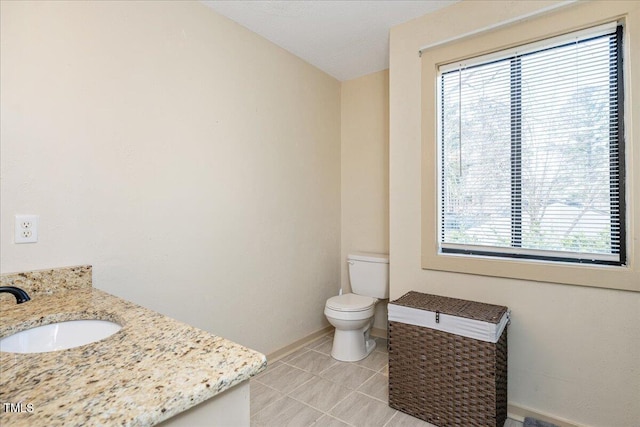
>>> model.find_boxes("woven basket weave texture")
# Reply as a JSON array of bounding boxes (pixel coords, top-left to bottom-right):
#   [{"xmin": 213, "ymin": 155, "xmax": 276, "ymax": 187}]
[{"xmin": 388, "ymin": 292, "xmax": 508, "ymax": 427}]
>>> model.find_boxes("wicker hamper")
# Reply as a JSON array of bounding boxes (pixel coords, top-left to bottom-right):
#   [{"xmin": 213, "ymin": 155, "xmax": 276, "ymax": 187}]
[{"xmin": 388, "ymin": 291, "xmax": 510, "ymax": 427}]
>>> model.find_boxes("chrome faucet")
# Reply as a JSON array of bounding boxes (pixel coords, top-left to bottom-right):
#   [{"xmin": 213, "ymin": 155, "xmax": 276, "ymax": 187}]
[{"xmin": 0, "ymin": 286, "xmax": 31, "ymax": 304}]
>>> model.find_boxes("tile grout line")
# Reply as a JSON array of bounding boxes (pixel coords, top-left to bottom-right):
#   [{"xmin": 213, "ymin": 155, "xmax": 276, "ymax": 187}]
[
  {"xmin": 316, "ymin": 362, "xmax": 382, "ymax": 424},
  {"xmin": 355, "ymin": 375, "xmax": 388, "ymax": 405},
  {"xmin": 382, "ymin": 410, "xmax": 401, "ymax": 427},
  {"xmin": 250, "ymin": 364, "xmax": 319, "ymax": 422},
  {"xmin": 249, "ymin": 381, "xmax": 287, "ymax": 422},
  {"xmin": 263, "ymin": 365, "xmax": 382, "ymax": 425},
  {"xmin": 320, "ymin": 389, "xmax": 358, "ymax": 425},
  {"xmin": 252, "ymin": 353, "xmax": 520, "ymax": 427},
  {"xmin": 281, "ymin": 350, "xmax": 339, "ymax": 376},
  {"xmin": 282, "ymin": 349, "xmax": 384, "ymax": 379},
  {"xmin": 311, "ymin": 413, "xmax": 357, "ymax": 427},
  {"xmin": 252, "ymin": 337, "xmax": 395, "ymax": 427},
  {"xmin": 282, "ymin": 359, "xmax": 378, "ymax": 421},
  {"xmin": 287, "ymin": 387, "xmax": 357, "ymax": 424},
  {"xmin": 287, "ymin": 354, "xmax": 385, "ymax": 422}
]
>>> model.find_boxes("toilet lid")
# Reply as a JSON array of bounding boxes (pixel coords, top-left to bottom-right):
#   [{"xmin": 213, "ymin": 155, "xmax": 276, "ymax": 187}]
[{"xmin": 326, "ymin": 294, "xmax": 376, "ymax": 312}]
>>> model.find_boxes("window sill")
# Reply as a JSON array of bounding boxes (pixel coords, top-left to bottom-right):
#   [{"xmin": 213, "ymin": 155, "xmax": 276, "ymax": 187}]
[{"xmin": 421, "ymin": 250, "xmax": 640, "ymax": 292}]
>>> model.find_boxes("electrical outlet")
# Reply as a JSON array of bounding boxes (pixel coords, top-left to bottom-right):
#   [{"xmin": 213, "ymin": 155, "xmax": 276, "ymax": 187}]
[{"xmin": 15, "ymin": 215, "xmax": 38, "ymax": 244}]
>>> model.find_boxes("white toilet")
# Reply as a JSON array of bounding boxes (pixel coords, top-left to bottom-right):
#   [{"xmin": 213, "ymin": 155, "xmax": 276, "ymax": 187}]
[{"xmin": 324, "ymin": 252, "xmax": 389, "ymax": 362}]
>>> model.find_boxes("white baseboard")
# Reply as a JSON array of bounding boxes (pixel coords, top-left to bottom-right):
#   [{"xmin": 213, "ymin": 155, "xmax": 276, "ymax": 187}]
[
  {"xmin": 266, "ymin": 326, "xmax": 388, "ymax": 362},
  {"xmin": 266, "ymin": 326, "xmax": 333, "ymax": 362},
  {"xmin": 370, "ymin": 327, "xmax": 388, "ymax": 339},
  {"xmin": 508, "ymin": 403, "xmax": 585, "ymax": 427}
]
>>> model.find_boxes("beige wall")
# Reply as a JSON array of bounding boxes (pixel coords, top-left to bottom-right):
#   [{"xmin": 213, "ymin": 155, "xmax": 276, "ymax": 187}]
[
  {"xmin": 4, "ymin": 1, "xmax": 639, "ymax": 424},
  {"xmin": 390, "ymin": 1, "xmax": 640, "ymax": 426},
  {"xmin": 0, "ymin": 0, "xmax": 341, "ymax": 355},
  {"xmin": 340, "ymin": 70, "xmax": 390, "ymax": 330}
]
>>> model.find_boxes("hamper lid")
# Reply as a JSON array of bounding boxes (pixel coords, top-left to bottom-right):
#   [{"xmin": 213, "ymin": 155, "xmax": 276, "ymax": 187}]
[
  {"xmin": 390, "ymin": 291, "xmax": 507, "ymax": 323},
  {"xmin": 388, "ymin": 291, "xmax": 510, "ymax": 343}
]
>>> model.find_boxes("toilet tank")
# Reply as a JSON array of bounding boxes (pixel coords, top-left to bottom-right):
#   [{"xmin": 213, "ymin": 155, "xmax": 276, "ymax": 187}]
[{"xmin": 348, "ymin": 252, "xmax": 389, "ymax": 299}]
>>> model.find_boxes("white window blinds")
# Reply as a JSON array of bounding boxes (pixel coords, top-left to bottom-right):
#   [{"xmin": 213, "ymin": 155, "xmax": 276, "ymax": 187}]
[{"xmin": 437, "ymin": 23, "xmax": 625, "ymax": 265}]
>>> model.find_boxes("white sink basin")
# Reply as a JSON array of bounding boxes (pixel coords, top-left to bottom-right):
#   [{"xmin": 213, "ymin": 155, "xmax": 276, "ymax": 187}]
[{"xmin": 0, "ymin": 319, "xmax": 122, "ymax": 353}]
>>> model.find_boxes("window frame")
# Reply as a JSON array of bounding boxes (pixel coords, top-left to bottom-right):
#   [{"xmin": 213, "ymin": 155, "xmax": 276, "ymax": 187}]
[
  {"xmin": 436, "ymin": 24, "xmax": 625, "ymax": 266},
  {"xmin": 420, "ymin": 1, "xmax": 640, "ymax": 292}
]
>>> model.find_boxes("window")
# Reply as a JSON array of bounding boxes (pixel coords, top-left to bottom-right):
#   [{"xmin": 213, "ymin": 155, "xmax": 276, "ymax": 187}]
[
  {"xmin": 437, "ymin": 23, "xmax": 625, "ymax": 266},
  {"xmin": 420, "ymin": 2, "xmax": 640, "ymax": 291}
]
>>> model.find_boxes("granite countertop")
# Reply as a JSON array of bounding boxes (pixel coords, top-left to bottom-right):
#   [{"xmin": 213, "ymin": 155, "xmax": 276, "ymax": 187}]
[{"xmin": 0, "ymin": 285, "xmax": 267, "ymax": 426}]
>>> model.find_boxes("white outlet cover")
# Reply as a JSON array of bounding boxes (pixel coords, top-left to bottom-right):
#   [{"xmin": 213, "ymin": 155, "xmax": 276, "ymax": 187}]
[{"xmin": 15, "ymin": 214, "xmax": 39, "ymax": 244}]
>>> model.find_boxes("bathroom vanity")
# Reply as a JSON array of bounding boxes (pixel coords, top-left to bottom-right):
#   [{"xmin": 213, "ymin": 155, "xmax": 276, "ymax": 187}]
[{"xmin": 0, "ymin": 266, "xmax": 266, "ymax": 427}]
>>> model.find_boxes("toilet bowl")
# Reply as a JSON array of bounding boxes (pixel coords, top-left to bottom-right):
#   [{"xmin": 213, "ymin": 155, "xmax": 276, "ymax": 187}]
[{"xmin": 324, "ymin": 293, "xmax": 377, "ymax": 361}]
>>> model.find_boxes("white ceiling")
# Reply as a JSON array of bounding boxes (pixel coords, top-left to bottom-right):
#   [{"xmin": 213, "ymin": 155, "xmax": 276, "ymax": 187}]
[{"xmin": 202, "ymin": 1, "xmax": 458, "ymax": 81}]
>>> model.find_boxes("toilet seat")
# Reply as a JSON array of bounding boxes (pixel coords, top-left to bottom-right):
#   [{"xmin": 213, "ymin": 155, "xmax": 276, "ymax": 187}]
[{"xmin": 326, "ymin": 293, "xmax": 376, "ymax": 312}]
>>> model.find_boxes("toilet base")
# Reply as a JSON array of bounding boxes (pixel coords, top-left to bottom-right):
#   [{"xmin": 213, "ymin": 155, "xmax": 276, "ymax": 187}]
[{"xmin": 330, "ymin": 327, "xmax": 377, "ymax": 362}]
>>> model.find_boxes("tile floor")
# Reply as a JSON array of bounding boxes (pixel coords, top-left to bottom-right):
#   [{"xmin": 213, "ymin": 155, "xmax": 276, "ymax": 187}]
[{"xmin": 250, "ymin": 334, "xmax": 523, "ymax": 427}]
